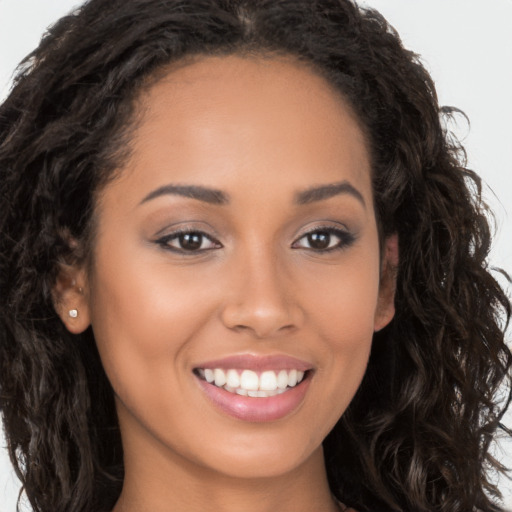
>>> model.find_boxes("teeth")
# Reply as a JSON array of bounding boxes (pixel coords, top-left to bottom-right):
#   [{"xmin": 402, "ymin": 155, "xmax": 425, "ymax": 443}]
[
  {"xmin": 226, "ymin": 369, "xmax": 240, "ymax": 388},
  {"xmin": 214, "ymin": 368, "xmax": 226, "ymax": 387},
  {"xmin": 259, "ymin": 370, "xmax": 277, "ymax": 391},
  {"xmin": 240, "ymin": 370, "xmax": 259, "ymax": 391},
  {"xmin": 198, "ymin": 368, "xmax": 307, "ymax": 397},
  {"xmin": 277, "ymin": 370, "xmax": 289, "ymax": 389}
]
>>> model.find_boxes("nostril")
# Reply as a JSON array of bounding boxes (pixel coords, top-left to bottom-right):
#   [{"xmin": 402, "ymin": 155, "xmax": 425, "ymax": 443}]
[{"xmin": 220, "ymin": 300, "xmax": 302, "ymax": 339}]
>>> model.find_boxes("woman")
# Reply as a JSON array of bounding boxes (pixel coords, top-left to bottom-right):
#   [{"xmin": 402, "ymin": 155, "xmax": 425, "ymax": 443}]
[{"xmin": 0, "ymin": 1, "xmax": 510, "ymax": 511}]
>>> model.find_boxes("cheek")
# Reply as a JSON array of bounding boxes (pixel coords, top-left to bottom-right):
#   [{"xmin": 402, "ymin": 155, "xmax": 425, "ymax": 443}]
[
  {"xmin": 301, "ymin": 247, "xmax": 380, "ymax": 410},
  {"xmin": 87, "ymin": 242, "xmax": 219, "ymax": 398},
  {"xmin": 305, "ymin": 247, "xmax": 381, "ymax": 343}
]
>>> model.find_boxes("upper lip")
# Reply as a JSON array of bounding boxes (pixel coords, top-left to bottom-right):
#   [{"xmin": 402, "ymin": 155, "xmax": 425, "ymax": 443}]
[{"xmin": 194, "ymin": 354, "xmax": 313, "ymax": 372}]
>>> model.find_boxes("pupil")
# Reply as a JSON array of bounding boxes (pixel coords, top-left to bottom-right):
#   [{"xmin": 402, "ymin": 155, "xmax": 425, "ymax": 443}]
[
  {"xmin": 180, "ymin": 233, "xmax": 202, "ymax": 250},
  {"xmin": 308, "ymin": 231, "xmax": 330, "ymax": 249}
]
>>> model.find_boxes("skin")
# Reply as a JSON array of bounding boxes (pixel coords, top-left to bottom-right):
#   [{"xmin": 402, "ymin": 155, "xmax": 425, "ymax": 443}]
[{"xmin": 56, "ymin": 55, "xmax": 397, "ymax": 512}]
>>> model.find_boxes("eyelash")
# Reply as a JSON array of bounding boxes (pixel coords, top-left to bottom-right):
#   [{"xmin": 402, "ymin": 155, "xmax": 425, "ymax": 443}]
[
  {"xmin": 155, "ymin": 229, "xmax": 222, "ymax": 253},
  {"xmin": 291, "ymin": 226, "xmax": 356, "ymax": 252},
  {"xmin": 154, "ymin": 226, "xmax": 355, "ymax": 254}
]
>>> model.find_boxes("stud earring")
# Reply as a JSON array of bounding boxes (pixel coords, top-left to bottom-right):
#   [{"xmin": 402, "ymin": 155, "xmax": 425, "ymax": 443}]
[{"xmin": 68, "ymin": 309, "xmax": 78, "ymax": 318}]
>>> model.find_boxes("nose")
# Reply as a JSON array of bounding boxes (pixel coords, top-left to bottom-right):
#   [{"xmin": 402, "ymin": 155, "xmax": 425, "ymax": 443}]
[{"xmin": 220, "ymin": 248, "xmax": 303, "ymax": 339}]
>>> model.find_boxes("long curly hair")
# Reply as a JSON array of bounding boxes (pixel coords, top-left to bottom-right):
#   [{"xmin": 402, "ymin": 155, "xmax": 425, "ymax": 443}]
[{"xmin": 0, "ymin": 1, "xmax": 510, "ymax": 511}]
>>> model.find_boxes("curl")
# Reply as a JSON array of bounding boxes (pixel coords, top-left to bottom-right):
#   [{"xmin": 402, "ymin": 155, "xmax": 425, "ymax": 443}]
[{"xmin": 1, "ymin": 1, "xmax": 510, "ymax": 510}]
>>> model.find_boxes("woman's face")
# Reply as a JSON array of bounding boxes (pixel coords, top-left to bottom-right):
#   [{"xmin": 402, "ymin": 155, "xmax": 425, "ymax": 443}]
[{"xmin": 68, "ymin": 56, "xmax": 396, "ymax": 482}]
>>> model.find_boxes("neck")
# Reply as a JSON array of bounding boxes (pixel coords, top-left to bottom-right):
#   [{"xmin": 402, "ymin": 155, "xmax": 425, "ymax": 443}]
[{"xmin": 113, "ymin": 432, "xmax": 340, "ymax": 512}]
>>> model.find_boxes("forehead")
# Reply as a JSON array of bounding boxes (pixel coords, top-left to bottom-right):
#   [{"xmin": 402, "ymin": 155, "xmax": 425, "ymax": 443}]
[{"xmin": 104, "ymin": 55, "xmax": 372, "ymax": 207}]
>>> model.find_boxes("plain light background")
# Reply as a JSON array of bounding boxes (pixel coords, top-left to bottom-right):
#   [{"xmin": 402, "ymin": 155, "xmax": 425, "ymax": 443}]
[{"xmin": 0, "ymin": 0, "xmax": 511, "ymax": 510}]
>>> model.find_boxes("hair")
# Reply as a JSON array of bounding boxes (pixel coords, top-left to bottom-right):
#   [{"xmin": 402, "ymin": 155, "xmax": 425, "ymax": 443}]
[{"xmin": 0, "ymin": 0, "xmax": 510, "ymax": 511}]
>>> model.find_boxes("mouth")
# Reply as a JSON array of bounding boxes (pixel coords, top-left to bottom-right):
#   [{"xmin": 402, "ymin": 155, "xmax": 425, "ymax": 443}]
[
  {"xmin": 194, "ymin": 367, "xmax": 308, "ymax": 397},
  {"xmin": 193, "ymin": 355, "xmax": 313, "ymax": 422}
]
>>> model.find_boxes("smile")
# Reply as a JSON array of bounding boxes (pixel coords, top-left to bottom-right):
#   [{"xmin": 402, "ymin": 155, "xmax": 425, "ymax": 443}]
[{"xmin": 195, "ymin": 368, "xmax": 306, "ymax": 397}]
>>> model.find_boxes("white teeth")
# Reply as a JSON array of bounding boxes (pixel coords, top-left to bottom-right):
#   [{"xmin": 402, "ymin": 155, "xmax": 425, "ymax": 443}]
[
  {"xmin": 240, "ymin": 370, "xmax": 259, "ymax": 391},
  {"xmin": 288, "ymin": 369, "xmax": 298, "ymax": 387},
  {"xmin": 226, "ymin": 369, "xmax": 240, "ymax": 388},
  {"xmin": 277, "ymin": 370, "xmax": 289, "ymax": 389},
  {"xmin": 214, "ymin": 368, "xmax": 226, "ymax": 387},
  {"xmin": 259, "ymin": 370, "xmax": 277, "ymax": 391},
  {"xmin": 199, "ymin": 368, "xmax": 308, "ymax": 397}
]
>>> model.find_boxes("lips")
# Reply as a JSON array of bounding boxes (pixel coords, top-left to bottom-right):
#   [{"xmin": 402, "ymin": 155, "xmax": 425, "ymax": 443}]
[{"xmin": 193, "ymin": 354, "xmax": 313, "ymax": 422}]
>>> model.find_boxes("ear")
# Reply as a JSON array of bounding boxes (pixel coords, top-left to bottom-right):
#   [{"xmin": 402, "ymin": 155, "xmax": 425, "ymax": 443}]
[
  {"xmin": 52, "ymin": 263, "xmax": 91, "ymax": 334},
  {"xmin": 374, "ymin": 233, "xmax": 399, "ymax": 332}
]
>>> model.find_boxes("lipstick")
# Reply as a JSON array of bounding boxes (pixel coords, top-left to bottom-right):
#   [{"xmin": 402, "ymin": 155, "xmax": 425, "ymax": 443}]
[{"xmin": 194, "ymin": 354, "xmax": 313, "ymax": 422}]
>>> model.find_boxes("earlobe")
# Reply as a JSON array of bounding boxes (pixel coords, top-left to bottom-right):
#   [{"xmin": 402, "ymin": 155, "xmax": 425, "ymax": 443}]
[
  {"xmin": 374, "ymin": 234, "xmax": 399, "ymax": 332},
  {"xmin": 52, "ymin": 264, "xmax": 91, "ymax": 334}
]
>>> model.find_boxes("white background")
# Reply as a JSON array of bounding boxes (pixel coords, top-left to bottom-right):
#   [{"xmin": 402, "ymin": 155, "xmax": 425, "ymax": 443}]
[{"xmin": 0, "ymin": 1, "xmax": 511, "ymax": 510}]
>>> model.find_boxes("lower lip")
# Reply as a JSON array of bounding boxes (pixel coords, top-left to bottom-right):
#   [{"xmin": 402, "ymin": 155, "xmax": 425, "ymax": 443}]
[{"xmin": 196, "ymin": 374, "xmax": 311, "ymax": 422}]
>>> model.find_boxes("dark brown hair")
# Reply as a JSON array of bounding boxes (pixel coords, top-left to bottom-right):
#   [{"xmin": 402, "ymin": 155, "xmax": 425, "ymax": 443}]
[{"xmin": 0, "ymin": 1, "xmax": 510, "ymax": 511}]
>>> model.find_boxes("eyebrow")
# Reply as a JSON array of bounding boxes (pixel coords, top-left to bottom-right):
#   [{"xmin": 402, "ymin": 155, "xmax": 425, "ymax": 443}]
[
  {"xmin": 140, "ymin": 184, "xmax": 229, "ymax": 205},
  {"xmin": 295, "ymin": 181, "xmax": 366, "ymax": 207},
  {"xmin": 139, "ymin": 180, "xmax": 365, "ymax": 208}
]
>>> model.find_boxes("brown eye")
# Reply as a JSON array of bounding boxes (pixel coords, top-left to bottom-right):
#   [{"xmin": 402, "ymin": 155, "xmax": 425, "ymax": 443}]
[
  {"xmin": 156, "ymin": 231, "xmax": 220, "ymax": 253},
  {"xmin": 292, "ymin": 228, "xmax": 355, "ymax": 252},
  {"xmin": 179, "ymin": 232, "xmax": 204, "ymax": 251},
  {"xmin": 306, "ymin": 231, "xmax": 331, "ymax": 250}
]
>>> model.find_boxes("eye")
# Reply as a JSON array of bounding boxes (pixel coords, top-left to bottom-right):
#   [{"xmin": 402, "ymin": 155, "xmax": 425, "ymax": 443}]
[
  {"xmin": 155, "ymin": 230, "xmax": 221, "ymax": 253},
  {"xmin": 292, "ymin": 227, "xmax": 355, "ymax": 252}
]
